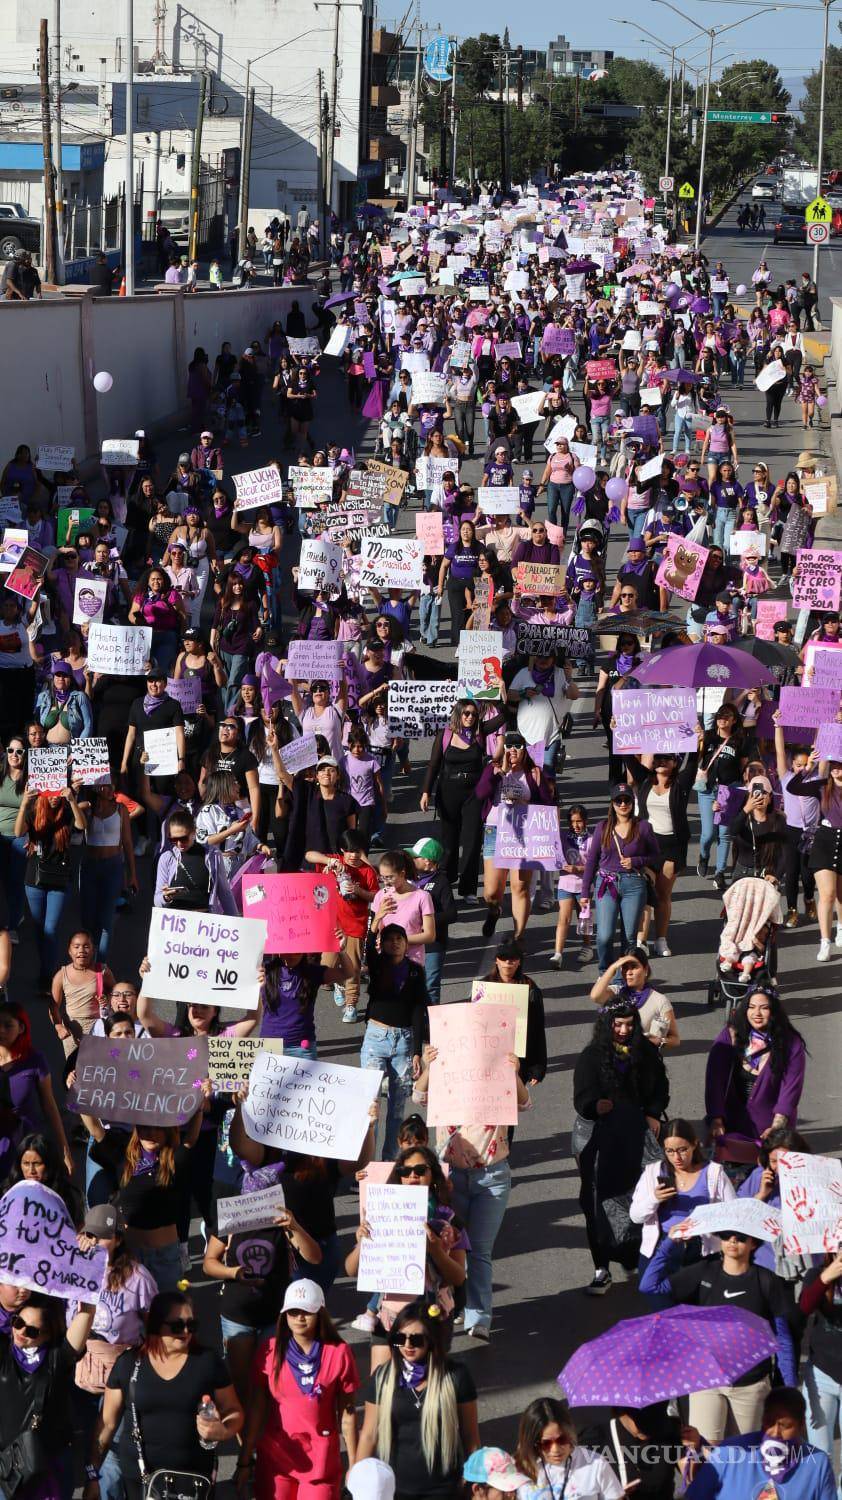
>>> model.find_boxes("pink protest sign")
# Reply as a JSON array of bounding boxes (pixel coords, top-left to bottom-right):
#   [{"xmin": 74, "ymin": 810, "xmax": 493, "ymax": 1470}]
[
  {"xmin": 427, "ymin": 1003, "xmax": 518, "ymax": 1127},
  {"xmin": 754, "ymin": 600, "xmax": 788, "ymax": 641},
  {"xmin": 241, "ymin": 873, "xmax": 339, "ymax": 953},
  {"xmin": 792, "ymin": 548, "xmax": 842, "ymax": 612},
  {"xmin": 815, "ymin": 722, "xmax": 842, "ymax": 761},
  {"xmin": 804, "ymin": 640, "xmax": 842, "ymax": 684},
  {"xmin": 415, "ymin": 511, "xmax": 444, "ymax": 553},
  {"xmin": 655, "ymin": 535, "xmax": 709, "ymax": 602},
  {"xmin": 585, "ymin": 359, "xmax": 618, "ymax": 381},
  {"xmin": 542, "ymin": 327, "xmax": 576, "ymax": 356},
  {"xmin": 779, "ymin": 685, "xmax": 842, "ymax": 729}
]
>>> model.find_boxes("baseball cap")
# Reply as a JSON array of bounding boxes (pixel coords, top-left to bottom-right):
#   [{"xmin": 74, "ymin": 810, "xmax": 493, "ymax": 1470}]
[
  {"xmin": 178, "ymin": 452, "xmax": 191, "ymax": 465},
  {"xmin": 749, "ymin": 775, "xmax": 773, "ymax": 795},
  {"xmin": 346, "ymin": 1459, "xmax": 396, "ymax": 1500},
  {"xmin": 406, "ymin": 837, "xmax": 445, "ymax": 862},
  {"xmin": 281, "ymin": 1279, "xmax": 325, "ymax": 1315},
  {"xmin": 84, "ymin": 1202, "xmax": 126, "ymax": 1237},
  {"xmin": 463, "ymin": 1451, "xmax": 529, "ymax": 1492},
  {"xmin": 316, "ymin": 756, "xmax": 339, "ymax": 770},
  {"xmin": 145, "ymin": 664, "xmax": 167, "ymax": 681},
  {"xmin": 51, "ymin": 660, "xmax": 73, "ymax": 676},
  {"xmin": 611, "ymin": 783, "xmax": 634, "ymax": 802}
]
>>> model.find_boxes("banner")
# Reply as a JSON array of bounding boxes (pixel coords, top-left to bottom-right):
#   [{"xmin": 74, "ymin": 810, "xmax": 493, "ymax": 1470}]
[
  {"xmin": 233, "ymin": 465, "xmax": 284, "ymax": 512},
  {"xmin": 470, "ymin": 980, "xmax": 529, "ymax": 1055},
  {"xmin": 494, "ymin": 804, "xmax": 564, "ymax": 871},
  {"xmin": 68, "ymin": 1034, "xmax": 210, "ymax": 1127},
  {"xmin": 514, "ymin": 561, "xmax": 565, "ymax": 596},
  {"xmin": 286, "ymin": 639, "xmax": 344, "ymax": 682},
  {"xmin": 792, "ymin": 548, "xmax": 842, "ymax": 612},
  {"xmin": 242, "ymin": 1051, "xmax": 382, "ymax": 1160},
  {"xmin": 360, "ymin": 536, "xmax": 424, "ymax": 590},
  {"xmin": 87, "ymin": 624, "xmax": 152, "ymax": 676},
  {"xmin": 0, "ymin": 1182, "xmax": 107, "ymax": 1303},
  {"xmin": 477, "ymin": 487, "xmax": 522, "ymax": 515},
  {"xmin": 73, "ymin": 576, "xmax": 109, "ymax": 626},
  {"xmin": 286, "ymin": 335, "xmax": 321, "ymax": 357},
  {"xmin": 143, "ymin": 908, "xmax": 267, "ymax": 1010},
  {"xmin": 101, "ymin": 439, "xmax": 139, "ymax": 466},
  {"xmin": 242, "ymin": 872, "xmax": 340, "ymax": 953},
  {"xmin": 669, "ymin": 1198, "xmax": 781, "ymax": 1244},
  {"xmin": 457, "ymin": 629, "xmax": 503, "ymax": 699},
  {"xmin": 28, "ymin": 746, "xmax": 68, "ymax": 792},
  {"xmin": 357, "ymin": 1183, "xmax": 428, "ymax": 1294},
  {"xmin": 348, "ymin": 462, "xmax": 408, "ymax": 509},
  {"xmin": 409, "ymin": 371, "xmax": 447, "ymax": 406},
  {"xmin": 612, "ymin": 689, "xmax": 699, "ymax": 754},
  {"xmin": 655, "ymin": 535, "xmax": 709, "ymax": 602},
  {"xmin": 6, "ymin": 546, "xmax": 49, "ymax": 600},
  {"xmin": 69, "ymin": 737, "xmax": 111, "ymax": 786},
  {"xmin": 427, "ymin": 1003, "xmax": 518, "ymax": 1127},
  {"xmin": 208, "ymin": 1037, "xmax": 285, "ymax": 1092},
  {"xmin": 216, "ymin": 1182, "xmax": 287, "ymax": 1235},
  {"xmin": 778, "ymin": 1150, "xmax": 842, "ymax": 1255},
  {"xmin": 514, "ymin": 621, "xmax": 592, "ymax": 659},
  {"xmin": 387, "ymin": 680, "xmax": 459, "ymax": 738},
  {"xmin": 297, "ymin": 538, "xmax": 343, "ymax": 595},
  {"xmin": 143, "ymin": 726, "xmax": 179, "ymax": 777}
]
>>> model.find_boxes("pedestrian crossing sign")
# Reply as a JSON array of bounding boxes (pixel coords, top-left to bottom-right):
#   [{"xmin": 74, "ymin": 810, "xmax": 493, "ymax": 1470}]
[
  {"xmin": 678, "ymin": 182, "xmax": 695, "ymax": 200},
  {"xmin": 805, "ymin": 196, "xmax": 832, "ymax": 223}
]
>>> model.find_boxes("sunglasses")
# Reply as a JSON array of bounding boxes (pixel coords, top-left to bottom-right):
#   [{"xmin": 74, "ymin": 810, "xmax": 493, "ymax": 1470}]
[
  {"xmin": 219, "ymin": 723, "xmax": 238, "ymax": 731},
  {"xmin": 162, "ymin": 1317, "xmax": 198, "ymax": 1334},
  {"xmin": 6, "ymin": 748, "xmax": 24, "ymax": 757},
  {"xmin": 391, "ymin": 1332, "xmax": 427, "ymax": 1349},
  {"xmin": 721, "ymin": 1232, "xmax": 749, "ymax": 1244},
  {"xmin": 613, "ymin": 796, "xmax": 633, "ymax": 806},
  {"xmin": 397, "ymin": 1164, "xmax": 429, "ymax": 1178},
  {"xmin": 540, "ymin": 1438, "xmax": 569, "ymax": 1452},
  {"xmin": 12, "ymin": 1317, "xmax": 44, "ymax": 1337},
  {"xmin": 312, "ymin": 683, "xmax": 330, "ymax": 692},
  {"xmin": 171, "ymin": 834, "xmax": 191, "ymax": 846}
]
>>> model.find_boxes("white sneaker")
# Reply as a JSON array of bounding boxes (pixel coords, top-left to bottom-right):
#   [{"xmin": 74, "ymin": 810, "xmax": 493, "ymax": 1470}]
[
  {"xmin": 652, "ymin": 938, "xmax": 672, "ymax": 958},
  {"xmin": 333, "ymin": 984, "xmax": 345, "ymax": 1008},
  {"xmin": 834, "ymin": 926, "xmax": 842, "ymax": 949},
  {"xmin": 549, "ymin": 952, "xmax": 563, "ymax": 969},
  {"xmin": 817, "ymin": 939, "xmax": 832, "ymax": 962},
  {"xmin": 350, "ymin": 1310, "xmax": 377, "ymax": 1334},
  {"xmin": 341, "ymin": 1006, "xmax": 358, "ymax": 1024}
]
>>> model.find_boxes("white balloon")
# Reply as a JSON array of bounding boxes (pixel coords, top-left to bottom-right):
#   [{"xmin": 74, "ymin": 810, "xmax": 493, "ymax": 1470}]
[{"xmin": 93, "ymin": 371, "xmax": 113, "ymax": 393}]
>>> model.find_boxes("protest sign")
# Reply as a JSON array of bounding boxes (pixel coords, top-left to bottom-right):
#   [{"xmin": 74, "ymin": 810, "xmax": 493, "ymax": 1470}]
[
  {"xmin": 802, "ymin": 475, "xmax": 838, "ymax": 516},
  {"xmin": 415, "ymin": 511, "xmax": 444, "ymax": 553},
  {"xmin": 73, "ymin": 576, "xmax": 109, "ymax": 626},
  {"xmin": 286, "ymin": 335, "xmax": 321, "ymax": 357},
  {"xmin": 288, "ymin": 467, "xmax": 334, "ymax": 508},
  {"xmin": 779, "ymin": 685, "xmax": 842, "ymax": 728},
  {"xmin": 87, "ymin": 624, "xmax": 152, "ymax": 676},
  {"xmin": 636, "ymin": 453, "xmax": 665, "ymax": 483},
  {"xmin": 297, "ymin": 538, "xmax": 343, "ymax": 595},
  {"xmin": 324, "ymin": 325, "xmax": 351, "ymax": 357},
  {"xmin": 639, "ymin": 387, "xmax": 662, "ymax": 409},
  {"xmin": 811, "ymin": 653, "xmax": 842, "ymax": 687},
  {"xmin": 542, "ymin": 327, "xmax": 576, "ymax": 356},
  {"xmin": 585, "ymin": 359, "xmax": 618, "ymax": 381},
  {"xmin": 669, "ymin": 1199, "xmax": 781, "ymax": 1244},
  {"xmin": 280, "ymin": 735, "xmax": 320, "ymax": 775},
  {"xmin": 514, "ymin": 561, "xmax": 565, "ymax": 597},
  {"xmin": 208, "ymin": 1037, "xmax": 285, "ymax": 1092},
  {"xmin": 0, "ymin": 529, "xmax": 34, "ymax": 573},
  {"xmin": 495, "ymin": 804, "xmax": 564, "ymax": 871},
  {"xmin": 286, "ymin": 639, "xmax": 344, "ymax": 682},
  {"xmin": 233, "ymin": 465, "xmax": 284, "ymax": 512},
  {"xmin": 143, "ymin": 907, "xmax": 267, "ymax": 1010},
  {"xmin": 360, "ymin": 460, "xmax": 410, "ymax": 510},
  {"xmin": 410, "ymin": 371, "xmax": 447, "ymax": 406},
  {"xmin": 415, "ymin": 455, "xmax": 459, "ymax": 490},
  {"xmin": 470, "ymin": 980, "xmax": 529, "ymax": 1055},
  {"xmin": 471, "ymin": 575, "xmax": 493, "ymax": 632},
  {"xmin": 510, "ymin": 392, "xmax": 546, "ymax": 426},
  {"xmin": 495, "ymin": 341, "xmax": 522, "ymax": 361},
  {"xmin": 729, "ymin": 531, "xmax": 768, "ymax": 558},
  {"xmin": 68, "ymin": 1034, "xmax": 210, "ymax": 1127},
  {"xmin": 457, "ymin": 629, "xmax": 503, "ymax": 699},
  {"xmin": 6, "ymin": 546, "xmax": 49, "ymax": 600},
  {"xmin": 357, "ymin": 1183, "xmax": 428, "ymax": 1294},
  {"xmin": 142, "ymin": 726, "xmax": 179, "ymax": 777},
  {"xmin": 242, "ymin": 1051, "xmax": 382, "ymax": 1160},
  {"xmin": 242, "ymin": 872, "xmax": 339, "ymax": 953},
  {"xmin": 101, "ymin": 439, "xmax": 139, "ymax": 466},
  {"xmin": 395, "ymin": 276, "xmax": 427, "ymax": 298},
  {"xmin": 36, "ymin": 444, "xmax": 74, "ymax": 472},
  {"xmin": 755, "ymin": 360, "xmax": 788, "ymax": 392},
  {"xmin": 166, "ymin": 676, "xmax": 202, "ymax": 714},
  {"xmin": 57, "ymin": 506, "xmax": 95, "ymax": 546},
  {"xmin": 449, "ymin": 340, "xmax": 472, "ymax": 367},
  {"xmin": 612, "ymin": 689, "xmax": 699, "ymax": 754},
  {"xmin": 28, "ymin": 746, "xmax": 68, "ymax": 792},
  {"xmin": 514, "ymin": 620, "xmax": 592, "ymax": 659},
  {"xmin": 0, "ymin": 498, "xmax": 22, "ymax": 527},
  {"xmin": 346, "ymin": 467, "xmax": 391, "ymax": 508},
  {"xmin": 778, "ymin": 1150, "xmax": 842, "ymax": 1255},
  {"xmin": 427, "ymin": 1004, "xmax": 518, "ymax": 1127},
  {"xmin": 792, "ymin": 548, "xmax": 842, "ymax": 612},
  {"xmin": 545, "ymin": 415, "xmax": 578, "ymax": 447},
  {"xmin": 387, "ymin": 680, "xmax": 459, "ymax": 738},
  {"xmin": 815, "ymin": 722, "xmax": 842, "ymax": 761},
  {"xmin": 0, "ymin": 1182, "xmax": 107, "ymax": 1303},
  {"xmin": 755, "ymin": 600, "xmax": 789, "ymax": 641},
  {"xmin": 360, "ymin": 536, "xmax": 424, "ymax": 591},
  {"xmin": 804, "ymin": 640, "xmax": 842, "ymax": 683},
  {"xmin": 216, "ymin": 1182, "xmax": 287, "ymax": 1235},
  {"xmin": 477, "ymin": 487, "xmax": 522, "ymax": 515},
  {"xmin": 655, "ymin": 535, "xmax": 709, "ymax": 602},
  {"xmin": 69, "ymin": 737, "xmax": 111, "ymax": 786}
]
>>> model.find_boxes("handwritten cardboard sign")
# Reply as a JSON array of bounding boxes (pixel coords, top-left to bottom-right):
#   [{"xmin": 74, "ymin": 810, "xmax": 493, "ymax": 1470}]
[
  {"xmin": 470, "ymin": 980, "xmax": 529, "ymax": 1055},
  {"xmin": 427, "ymin": 1003, "xmax": 518, "ymax": 1127},
  {"xmin": 69, "ymin": 737, "xmax": 111, "ymax": 786},
  {"xmin": 280, "ymin": 734, "xmax": 320, "ymax": 775},
  {"xmin": 387, "ymin": 680, "xmax": 459, "ymax": 738},
  {"xmin": 68, "ymin": 1034, "xmax": 210, "ymax": 1127},
  {"xmin": 286, "ymin": 639, "xmax": 344, "ymax": 683},
  {"xmin": 410, "ymin": 371, "xmax": 447, "ymax": 406},
  {"xmin": 208, "ymin": 1037, "xmax": 284, "ymax": 1092},
  {"xmin": 779, "ymin": 685, "xmax": 842, "ymax": 729},
  {"xmin": 233, "ymin": 465, "xmax": 284, "ymax": 512},
  {"xmin": 754, "ymin": 600, "xmax": 788, "ymax": 641},
  {"xmin": 478, "ymin": 487, "xmax": 522, "ymax": 516},
  {"xmin": 495, "ymin": 804, "xmax": 564, "ymax": 871},
  {"xmin": 87, "ymin": 624, "xmax": 152, "ymax": 676},
  {"xmin": 415, "ymin": 512, "xmax": 445, "ymax": 553},
  {"xmin": 669, "ymin": 1198, "xmax": 781, "ymax": 1244},
  {"xmin": 514, "ymin": 561, "xmax": 565, "ymax": 596},
  {"xmin": 143, "ymin": 908, "xmax": 267, "ymax": 1010},
  {"xmin": 216, "ymin": 1182, "xmax": 287, "ymax": 1235},
  {"xmin": 166, "ymin": 676, "xmax": 202, "ymax": 714},
  {"xmin": 514, "ymin": 620, "xmax": 591, "ymax": 659},
  {"xmin": 612, "ymin": 689, "xmax": 699, "ymax": 754},
  {"xmin": 143, "ymin": 726, "xmax": 179, "ymax": 778},
  {"xmin": 288, "ymin": 467, "xmax": 334, "ymax": 508},
  {"xmin": 360, "ymin": 536, "xmax": 424, "ymax": 590},
  {"xmin": 101, "ymin": 439, "xmax": 139, "ymax": 467},
  {"xmin": 241, "ymin": 872, "xmax": 339, "ymax": 953},
  {"xmin": 357, "ymin": 1183, "xmax": 428, "ymax": 1294},
  {"xmin": 36, "ymin": 444, "xmax": 75, "ymax": 472},
  {"xmin": 815, "ymin": 722, "xmax": 842, "ymax": 761},
  {"xmin": 297, "ymin": 538, "xmax": 343, "ymax": 595},
  {"xmin": 242, "ymin": 1051, "xmax": 382, "ymax": 1160},
  {"xmin": 0, "ymin": 1183, "xmax": 107, "ymax": 1303},
  {"xmin": 457, "ymin": 629, "xmax": 503, "ymax": 699},
  {"xmin": 28, "ymin": 746, "xmax": 68, "ymax": 792},
  {"xmin": 792, "ymin": 548, "xmax": 842, "ymax": 613}
]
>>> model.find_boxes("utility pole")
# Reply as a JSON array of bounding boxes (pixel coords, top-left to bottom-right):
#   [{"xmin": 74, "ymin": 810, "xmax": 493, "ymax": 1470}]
[
  {"xmin": 694, "ymin": 30, "xmax": 714, "ymax": 249},
  {"xmin": 812, "ymin": 0, "xmax": 831, "ymax": 285},
  {"xmin": 545, "ymin": 76, "xmax": 553, "ymax": 178},
  {"xmin": 38, "ymin": 19, "xmax": 57, "ymax": 285},
  {"xmin": 324, "ymin": 0, "xmax": 341, "ymax": 223},
  {"xmin": 238, "ymin": 66, "xmax": 254, "ymax": 260},
  {"xmin": 315, "ymin": 69, "xmax": 326, "ymax": 254},
  {"xmin": 664, "ymin": 51, "xmax": 674, "ymax": 182},
  {"xmin": 448, "ymin": 37, "xmax": 458, "ymax": 185},
  {"xmin": 406, "ymin": 28, "xmax": 421, "ymax": 207},
  {"xmin": 516, "ymin": 45, "xmax": 523, "ymax": 111},
  {"xmin": 188, "ymin": 70, "xmax": 206, "ymax": 263},
  {"xmin": 504, "ymin": 50, "xmax": 511, "ymax": 191},
  {"xmin": 125, "ymin": 0, "xmax": 135, "ymax": 294},
  {"xmin": 574, "ymin": 72, "xmax": 580, "ymax": 132},
  {"xmin": 498, "ymin": 51, "xmax": 506, "ymax": 192},
  {"xmin": 51, "ymin": 0, "xmax": 65, "ymax": 279}
]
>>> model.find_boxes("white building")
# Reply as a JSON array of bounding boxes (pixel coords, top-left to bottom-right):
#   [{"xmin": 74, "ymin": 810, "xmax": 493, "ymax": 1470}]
[{"xmin": 0, "ymin": 0, "xmax": 400, "ymax": 226}]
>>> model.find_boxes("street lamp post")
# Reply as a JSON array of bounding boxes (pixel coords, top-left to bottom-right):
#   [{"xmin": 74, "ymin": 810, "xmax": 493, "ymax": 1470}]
[
  {"xmin": 612, "ymin": 18, "xmax": 708, "ymax": 184},
  {"xmin": 813, "ymin": 0, "xmax": 831, "ymax": 282}
]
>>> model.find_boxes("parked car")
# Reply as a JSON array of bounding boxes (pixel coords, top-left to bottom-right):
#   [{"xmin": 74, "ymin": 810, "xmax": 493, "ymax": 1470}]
[
  {"xmin": 773, "ymin": 212, "xmax": 808, "ymax": 243},
  {"xmin": 0, "ymin": 203, "xmax": 41, "ymax": 260}
]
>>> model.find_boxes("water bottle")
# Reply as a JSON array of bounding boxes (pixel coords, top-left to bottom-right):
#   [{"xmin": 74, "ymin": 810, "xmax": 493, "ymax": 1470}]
[
  {"xmin": 577, "ymin": 900, "xmax": 594, "ymax": 939},
  {"xmin": 197, "ymin": 1396, "xmax": 219, "ymax": 1451}
]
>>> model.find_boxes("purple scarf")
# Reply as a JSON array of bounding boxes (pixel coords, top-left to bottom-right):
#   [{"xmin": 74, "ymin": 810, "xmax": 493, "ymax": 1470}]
[
  {"xmin": 143, "ymin": 692, "xmax": 168, "ymax": 714},
  {"xmin": 760, "ymin": 1438, "xmax": 800, "ymax": 1482},
  {"xmin": 745, "ymin": 1029, "xmax": 771, "ymax": 1072},
  {"xmin": 285, "ymin": 1338, "xmax": 323, "ymax": 1397},
  {"xmin": 621, "ymin": 986, "xmax": 652, "ymax": 1010},
  {"xmin": 132, "ymin": 1147, "xmax": 159, "ymax": 1178},
  {"xmin": 11, "ymin": 1341, "xmax": 49, "ymax": 1374},
  {"xmin": 399, "ymin": 1358, "xmax": 427, "ymax": 1390},
  {"xmin": 241, "ymin": 1160, "xmax": 286, "ymax": 1195},
  {"xmin": 532, "ymin": 664, "xmax": 556, "ymax": 698},
  {"xmin": 616, "ymin": 652, "xmax": 637, "ymax": 676},
  {"xmin": 53, "ymin": 686, "xmax": 72, "ymax": 705}
]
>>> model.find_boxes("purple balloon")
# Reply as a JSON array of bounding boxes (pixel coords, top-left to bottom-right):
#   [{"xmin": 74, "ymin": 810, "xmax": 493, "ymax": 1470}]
[
  {"xmin": 573, "ymin": 465, "xmax": 596, "ymax": 493},
  {"xmin": 675, "ymin": 293, "xmax": 692, "ymax": 312},
  {"xmin": 663, "ymin": 282, "xmax": 681, "ymax": 306},
  {"xmin": 690, "ymin": 296, "xmax": 710, "ymax": 315},
  {"xmin": 816, "ymin": 394, "xmax": 828, "ymax": 408},
  {"xmin": 605, "ymin": 477, "xmax": 628, "ymax": 503}
]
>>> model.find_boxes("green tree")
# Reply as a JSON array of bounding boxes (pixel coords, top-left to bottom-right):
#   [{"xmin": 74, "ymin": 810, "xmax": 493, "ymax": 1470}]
[
  {"xmin": 456, "ymin": 34, "xmax": 501, "ymax": 97},
  {"xmin": 796, "ymin": 38, "xmax": 842, "ymax": 169}
]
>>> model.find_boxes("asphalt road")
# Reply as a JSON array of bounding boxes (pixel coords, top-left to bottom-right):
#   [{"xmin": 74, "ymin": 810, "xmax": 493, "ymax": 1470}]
[
  {"xmin": 708, "ymin": 194, "xmax": 842, "ymax": 312},
  {"xmin": 12, "ymin": 254, "xmax": 842, "ymax": 1463}
]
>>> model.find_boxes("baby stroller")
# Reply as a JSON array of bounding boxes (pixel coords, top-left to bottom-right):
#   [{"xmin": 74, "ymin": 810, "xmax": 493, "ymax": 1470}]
[{"xmin": 706, "ymin": 874, "xmax": 780, "ymax": 1017}]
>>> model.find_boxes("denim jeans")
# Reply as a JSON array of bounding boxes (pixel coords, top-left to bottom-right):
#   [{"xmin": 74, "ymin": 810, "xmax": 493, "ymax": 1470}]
[
  {"xmin": 803, "ymin": 1361, "xmax": 842, "ymax": 1491},
  {"xmin": 594, "ymin": 870, "xmax": 647, "ymax": 972},
  {"xmin": 713, "ymin": 508, "xmax": 737, "ymax": 553},
  {"xmin": 425, "ymin": 946, "xmax": 444, "ymax": 1006},
  {"xmin": 150, "ymin": 627, "xmax": 180, "ymax": 675},
  {"xmin": 24, "ymin": 882, "xmax": 70, "ymax": 984},
  {"xmin": 729, "ymin": 350, "xmax": 746, "ymax": 386},
  {"xmin": 384, "ymin": 503, "xmax": 399, "ymax": 529},
  {"xmin": 673, "ymin": 413, "xmax": 693, "ymax": 453},
  {"xmin": 220, "ymin": 649, "xmax": 252, "ymax": 711},
  {"xmin": 591, "ymin": 416, "xmax": 610, "ymax": 458},
  {"xmin": 285, "ymin": 1041, "xmax": 319, "ymax": 1059},
  {"xmin": 85, "ymin": 1137, "xmax": 114, "ymax": 1208},
  {"xmin": 360, "ymin": 1021, "xmax": 414, "ymax": 1160},
  {"xmin": 79, "ymin": 854, "xmax": 125, "ymax": 964},
  {"xmin": 0, "ymin": 832, "xmax": 26, "ymax": 930},
  {"xmin": 547, "ymin": 481, "xmax": 575, "ymax": 534},
  {"xmin": 419, "ymin": 592, "xmax": 441, "ymax": 645},
  {"xmin": 450, "ymin": 1161, "xmax": 511, "ymax": 1331},
  {"xmin": 136, "ymin": 1240, "xmax": 182, "ymax": 1291},
  {"xmin": 697, "ymin": 787, "xmax": 733, "ymax": 874},
  {"xmin": 628, "ymin": 509, "xmax": 649, "ymax": 538}
]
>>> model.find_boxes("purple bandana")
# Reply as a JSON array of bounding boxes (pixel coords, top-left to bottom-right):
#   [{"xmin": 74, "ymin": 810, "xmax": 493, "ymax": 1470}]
[
  {"xmin": 143, "ymin": 692, "xmax": 167, "ymax": 714},
  {"xmin": 132, "ymin": 1147, "xmax": 159, "ymax": 1178},
  {"xmin": 285, "ymin": 1338, "xmax": 323, "ymax": 1397},
  {"xmin": 399, "ymin": 1358, "xmax": 427, "ymax": 1390},
  {"xmin": 11, "ymin": 1341, "xmax": 49, "ymax": 1374}
]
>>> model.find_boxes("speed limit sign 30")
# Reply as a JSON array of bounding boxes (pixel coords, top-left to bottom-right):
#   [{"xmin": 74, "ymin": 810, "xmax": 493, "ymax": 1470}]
[
  {"xmin": 807, "ymin": 222, "xmax": 830, "ymax": 245},
  {"xmin": 659, "ymin": 175, "xmax": 674, "ymax": 192}
]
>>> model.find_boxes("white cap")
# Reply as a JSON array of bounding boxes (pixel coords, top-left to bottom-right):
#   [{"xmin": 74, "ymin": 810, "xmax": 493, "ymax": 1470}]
[
  {"xmin": 280, "ymin": 1279, "xmax": 325, "ymax": 1315},
  {"xmin": 346, "ymin": 1460, "xmax": 396, "ymax": 1500}
]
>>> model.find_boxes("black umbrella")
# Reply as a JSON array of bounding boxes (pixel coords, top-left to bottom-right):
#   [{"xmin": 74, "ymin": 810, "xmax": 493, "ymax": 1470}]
[{"xmin": 730, "ymin": 636, "xmax": 800, "ymax": 681}]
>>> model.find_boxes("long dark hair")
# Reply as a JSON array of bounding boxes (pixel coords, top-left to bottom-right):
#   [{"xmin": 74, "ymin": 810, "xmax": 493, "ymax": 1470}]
[
  {"xmin": 659, "ymin": 1118, "xmax": 704, "ymax": 1189},
  {"xmin": 387, "ymin": 1144, "xmax": 452, "ymax": 1205},
  {"xmin": 757, "ymin": 1124, "xmax": 810, "ymax": 1169},
  {"xmin": 272, "ymin": 1304, "xmax": 342, "ymax": 1384},
  {"xmin": 591, "ymin": 1002, "xmax": 650, "ymax": 1097},
  {"xmin": 4, "ymin": 1133, "xmax": 82, "ymax": 1225},
  {"xmin": 515, "ymin": 1397, "xmax": 577, "ymax": 1483},
  {"xmin": 141, "ymin": 1292, "xmax": 201, "ymax": 1357},
  {"xmin": 600, "ymin": 800, "xmax": 639, "ymax": 850},
  {"xmin": 731, "ymin": 988, "xmax": 805, "ymax": 1080}
]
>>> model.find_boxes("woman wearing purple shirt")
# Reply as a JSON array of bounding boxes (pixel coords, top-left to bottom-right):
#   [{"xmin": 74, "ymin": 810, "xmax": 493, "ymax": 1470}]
[
  {"xmin": 581, "ymin": 785, "xmax": 662, "ymax": 973},
  {"xmin": 438, "ymin": 519, "xmax": 481, "ymax": 644},
  {"xmin": 705, "ymin": 987, "xmax": 807, "ymax": 1149},
  {"xmin": 260, "ymin": 948, "xmax": 353, "ymax": 1058}
]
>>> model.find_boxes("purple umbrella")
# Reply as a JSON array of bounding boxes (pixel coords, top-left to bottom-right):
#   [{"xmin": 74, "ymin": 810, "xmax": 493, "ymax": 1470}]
[
  {"xmin": 634, "ymin": 642, "xmax": 775, "ymax": 689},
  {"xmin": 662, "ymin": 369, "xmax": 703, "ymax": 384},
  {"xmin": 324, "ymin": 290, "xmax": 357, "ymax": 309},
  {"xmin": 559, "ymin": 1305, "xmax": 776, "ymax": 1407},
  {"xmin": 565, "ymin": 258, "xmax": 598, "ymax": 274}
]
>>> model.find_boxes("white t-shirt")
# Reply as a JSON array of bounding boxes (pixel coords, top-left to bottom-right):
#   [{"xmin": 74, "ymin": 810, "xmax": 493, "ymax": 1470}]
[
  {"xmin": 511, "ymin": 667, "xmax": 571, "ymax": 748},
  {"xmin": 517, "ymin": 1447, "xmax": 625, "ymax": 1500}
]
